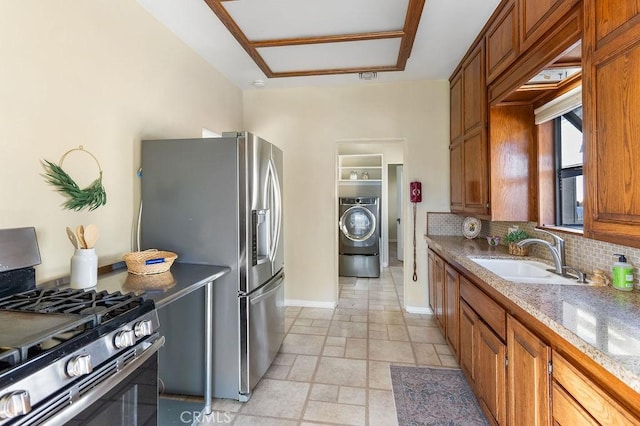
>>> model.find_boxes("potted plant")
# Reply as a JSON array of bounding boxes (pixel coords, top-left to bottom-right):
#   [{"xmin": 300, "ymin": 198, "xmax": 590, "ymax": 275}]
[{"xmin": 504, "ymin": 229, "xmax": 530, "ymax": 256}]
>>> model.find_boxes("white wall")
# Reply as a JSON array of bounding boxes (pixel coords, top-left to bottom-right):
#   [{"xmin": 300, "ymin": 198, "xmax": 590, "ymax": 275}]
[
  {"xmin": 243, "ymin": 81, "xmax": 450, "ymax": 311},
  {"xmin": 0, "ymin": 1, "xmax": 242, "ymax": 281}
]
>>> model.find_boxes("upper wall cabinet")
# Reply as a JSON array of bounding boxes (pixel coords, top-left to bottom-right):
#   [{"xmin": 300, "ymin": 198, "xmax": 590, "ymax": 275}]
[
  {"xmin": 519, "ymin": 0, "xmax": 581, "ymax": 52},
  {"xmin": 450, "ymin": 42, "xmax": 490, "ymax": 217},
  {"xmin": 584, "ymin": 0, "xmax": 640, "ymax": 248},
  {"xmin": 486, "ymin": 0, "xmax": 519, "ymax": 83}
]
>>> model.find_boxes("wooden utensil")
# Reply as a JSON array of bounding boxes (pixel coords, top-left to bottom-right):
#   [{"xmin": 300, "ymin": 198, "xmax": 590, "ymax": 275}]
[
  {"xmin": 65, "ymin": 227, "xmax": 79, "ymax": 249},
  {"xmin": 83, "ymin": 224, "xmax": 99, "ymax": 249},
  {"xmin": 76, "ymin": 225, "xmax": 87, "ymax": 249}
]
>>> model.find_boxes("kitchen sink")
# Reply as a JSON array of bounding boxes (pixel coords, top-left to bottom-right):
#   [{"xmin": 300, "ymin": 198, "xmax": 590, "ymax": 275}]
[{"xmin": 469, "ymin": 258, "xmax": 586, "ymax": 285}]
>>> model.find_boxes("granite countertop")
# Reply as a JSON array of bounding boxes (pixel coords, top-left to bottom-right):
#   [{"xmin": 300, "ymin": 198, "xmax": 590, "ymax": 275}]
[
  {"xmin": 426, "ymin": 235, "xmax": 640, "ymax": 393},
  {"xmin": 43, "ymin": 262, "xmax": 231, "ymax": 309}
]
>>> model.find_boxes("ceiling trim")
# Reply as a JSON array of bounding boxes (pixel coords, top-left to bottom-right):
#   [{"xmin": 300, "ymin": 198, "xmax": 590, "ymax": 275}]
[{"xmin": 204, "ymin": 0, "xmax": 426, "ymax": 78}]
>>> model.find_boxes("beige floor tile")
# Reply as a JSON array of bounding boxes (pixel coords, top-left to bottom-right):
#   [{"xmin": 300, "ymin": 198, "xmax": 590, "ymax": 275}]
[
  {"xmin": 387, "ymin": 325, "xmax": 410, "ymax": 341},
  {"xmin": 303, "ymin": 401, "xmax": 366, "ymax": 426},
  {"xmin": 312, "ymin": 319, "xmax": 331, "ymax": 327},
  {"xmin": 294, "ymin": 318, "xmax": 314, "ymax": 326},
  {"xmin": 284, "ymin": 317, "xmax": 294, "ymax": 333},
  {"xmin": 314, "ymin": 357, "xmax": 367, "ymax": 387},
  {"xmin": 338, "ymin": 386, "xmax": 366, "ymax": 405},
  {"xmin": 322, "ymin": 345, "xmax": 345, "ymax": 357},
  {"xmin": 369, "ymin": 329, "xmax": 389, "ymax": 340},
  {"xmin": 211, "ymin": 398, "xmax": 244, "ymax": 413},
  {"xmin": 368, "ymin": 311, "xmax": 405, "ymax": 325},
  {"xmin": 272, "ymin": 353, "xmax": 296, "ymax": 366},
  {"xmin": 332, "ymin": 313, "xmax": 351, "ymax": 321},
  {"xmin": 368, "ymin": 339, "xmax": 415, "ymax": 363},
  {"xmin": 407, "ymin": 325, "xmax": 447, "ymax": 343},
  {"xmin": 344, "ymin": 338, "xmax": 367, "ymax": 359},
  {"xmin": 368, "ymin": 361, "xmax": 392, "ymax": 390},
  {"xmin": 328, "ymin": 321, "xmax": 367, "ymax": 338},
  {"xmin": 413, "ymin": 343, "xmax": 441, "ymax": 366},
  {"xmin": 287, "ymin": 355, "xmax": 318, "ymax": 381},
  {"xmin": 288, "ymin": 325, "xmax": 328, "ymax": 336},
  {"xmin": 369, "ymin": 323, "xmax": 387, "ymax": 332},
  {"xmin": 350, "ymin": 315, "xmax": 368, "ymax": 322},
  {"xmin": 264, "ymin": 363, "xmax": 291, "ymax": 379},
  {"xmin": 298, "ymin": 307, "xmax": 334, "ymax": 320},
  {"xmin": 435, "ymin": 343, "xmax": 452, "ymax": 355},
  {"xmin": 325, "ymin": 336, "xmax": 347, "ymax": 347},
  {"xmin": 240, "ymin": 379, "xmax": 309, "ymax": 419},
  {"xmin": 309, "ymin": 383, "xmax": 339, "ymax": 402},
  {"xmin": 439, "ymin": 354, "xmax": 460, "ymax": 367},
  {"xmin": 232, "ymin": 415, "xmax": 297, "ymax": 426},
  {"xmin": 281, "ymin": 334, "xmax": 325, "ymax": 355},
  {"xmin": 368, "ymin": 389, "xmax": 399, "ymax": 426}
]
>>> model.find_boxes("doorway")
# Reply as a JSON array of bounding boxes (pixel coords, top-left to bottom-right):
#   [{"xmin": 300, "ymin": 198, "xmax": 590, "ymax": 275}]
[{"xmin": 387, "ymin": 164, "xmax": 403, "ymax": 267}]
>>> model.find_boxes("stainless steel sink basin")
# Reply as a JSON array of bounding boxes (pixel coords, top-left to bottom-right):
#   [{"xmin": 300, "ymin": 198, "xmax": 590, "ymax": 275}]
[{"xmin": 469, "ymin": 258, "xmax": 585, "ymax": 285}]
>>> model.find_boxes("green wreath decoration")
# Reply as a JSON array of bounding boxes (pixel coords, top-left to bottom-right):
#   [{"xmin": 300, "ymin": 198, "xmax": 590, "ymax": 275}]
[{"xmin": 42, "ymin": 146, "xmax": 107, "ymax": 211}]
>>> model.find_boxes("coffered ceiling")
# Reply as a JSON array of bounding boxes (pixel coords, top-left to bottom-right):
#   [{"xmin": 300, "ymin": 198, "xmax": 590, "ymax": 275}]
[
  {"xmin": 137, "ymin": 0, "xmax": 502, "ymax": 90},
  {"xmin": 203, "ymin": 0, "xmax": 424, "ymax": 78}
]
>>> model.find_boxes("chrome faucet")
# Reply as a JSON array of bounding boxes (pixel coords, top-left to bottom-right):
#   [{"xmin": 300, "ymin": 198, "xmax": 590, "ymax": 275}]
[
  {"xmin": 516, "ymin": 230, "xmax": 587, "ymax": 283},
  {"xmin": 516, "ymin": 229, "xmax": 565, "ymax": 275}
]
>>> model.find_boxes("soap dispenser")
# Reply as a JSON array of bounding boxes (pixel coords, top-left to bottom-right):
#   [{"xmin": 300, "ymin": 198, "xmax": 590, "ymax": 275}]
[{"xmin": 612, "ymin": 254, "xmax": 634, "ymax": 291}]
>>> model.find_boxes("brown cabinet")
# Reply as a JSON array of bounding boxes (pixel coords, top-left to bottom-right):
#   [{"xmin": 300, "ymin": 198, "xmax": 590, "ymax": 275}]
[
  {"xmin": 518, "ymin": 0, "xmax": 580, "ymax": 52},
  {"xmin": 430, "ymin": 247, "xmax": 640, "ymax": 426},
  {"xmin": 427, "ymin": 250, "xmax": 436, "ymax": 312},
  {"xmin": 459, "ymin": 276, "xmax": 507, "ymax": 425},
  {"xmin": 429, "ymin": 250, "xmax": 446, "ymax": 333},
  {"xmin": 449, "ymin": 141, "xmax": 464, "ymax": 212},
  {"xmin": 477, "ymin": 319, "xmax": 507, "ymax": 425},
  {"xmin": 463, "ymin": 43, "xmax": 487, "ymax": 134},
  {"xmin": 459, "ymin": 300, "xmax": 478, "ymax": 389},
  {"xmin": 449, "ymin": 41, "xmax": 490, "ymax": 217},
  {"xmin": 584, "ymin": 0, "xmax": 640, "ymax": 248},
  {"xmin": 552, "ymin": 351, "xmax": 640, "ymax": 425},
  {"xmin": 444, "ymin": 264, "xmax": 460, "ymax": 358},
  {"xmin": 506, "ymin": 315, "xmax": 550, "ymax": 426},
  {"xmin": 486, "ymin": 0, "xmax": 519, "ymax": 83}
]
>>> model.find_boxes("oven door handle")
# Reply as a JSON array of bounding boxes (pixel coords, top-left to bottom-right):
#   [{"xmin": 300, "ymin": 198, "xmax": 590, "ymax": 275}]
[{"xmin": 41, "ymin": 335, "xmax": 165, "ymax": 426}]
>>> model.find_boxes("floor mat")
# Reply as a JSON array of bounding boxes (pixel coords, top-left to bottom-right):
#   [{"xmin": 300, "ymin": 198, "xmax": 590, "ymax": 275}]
[{"xmin": 390, "ymin": 365, "xmax": 489, "ymax": 426}]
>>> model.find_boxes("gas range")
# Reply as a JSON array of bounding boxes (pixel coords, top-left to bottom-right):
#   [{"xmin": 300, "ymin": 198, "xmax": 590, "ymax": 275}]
[{"xmin": 0, "ymin": 228, "xmax": 163, "ymax": 425}]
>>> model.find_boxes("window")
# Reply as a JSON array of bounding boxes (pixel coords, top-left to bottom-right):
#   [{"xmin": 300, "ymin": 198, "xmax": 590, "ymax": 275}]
[{"xmin": 554, "ymin": 106, "xmax": 583, "ymax": 228}]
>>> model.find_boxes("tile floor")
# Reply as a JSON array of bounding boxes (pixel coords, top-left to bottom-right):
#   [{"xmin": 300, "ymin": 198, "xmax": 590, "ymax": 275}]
[{"xmin": 204, "ymin": 266, "xmax": 456, "ymax": 425}]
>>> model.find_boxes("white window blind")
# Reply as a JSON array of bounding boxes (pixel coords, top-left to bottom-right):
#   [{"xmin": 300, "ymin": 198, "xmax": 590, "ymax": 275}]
[{"xmin": 534, "ymin": 86, "xmax": 582, "ymax": 125}]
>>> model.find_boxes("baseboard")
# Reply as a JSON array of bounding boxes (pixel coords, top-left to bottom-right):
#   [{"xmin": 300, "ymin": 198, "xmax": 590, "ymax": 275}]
[
  {"xmin": 285, "ymin": 299, "xmax": 337, "ymax": 309},
  {"xmin": 405, "ymin": 305, "xmax": 432, "ymax": 315}
]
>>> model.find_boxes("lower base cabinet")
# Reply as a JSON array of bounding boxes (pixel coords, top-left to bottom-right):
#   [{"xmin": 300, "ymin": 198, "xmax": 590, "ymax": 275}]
[
  {"xmin": 552, "ymin": 352, "xmax": 639, "ymax": 425},
  {"xmin": 477, "ymin": 319, "xmax": 507, "ymax": 425},
  {"xmin": 428, "ymin": 248, "xmax": 640, "ymax": 426},
  {"xmin": 506, "ymin": 315, "xmax": 550, "ymax": 426}
]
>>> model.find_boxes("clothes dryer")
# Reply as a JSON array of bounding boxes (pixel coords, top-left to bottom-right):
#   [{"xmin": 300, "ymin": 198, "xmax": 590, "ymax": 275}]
[{"xmin": 338, "ymin": 197, "xmax": 380, "ymax": 277}]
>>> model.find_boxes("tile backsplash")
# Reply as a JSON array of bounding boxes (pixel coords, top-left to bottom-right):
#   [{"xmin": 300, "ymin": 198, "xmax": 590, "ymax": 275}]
[{"xmin": 426, "ymin": 212, "xmax": 640, "ymax": 287}]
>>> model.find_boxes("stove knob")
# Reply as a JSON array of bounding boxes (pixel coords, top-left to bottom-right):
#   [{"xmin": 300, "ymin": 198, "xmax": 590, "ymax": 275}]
[
  {"xmin": 114, "ymin": 329, "xmax": 136, "ymax": 349},
  {"xmin": 66, "ymin": 355, "xmax": 93, "ymax": 378},
  {"xmin": 134, "ymin": 320, "xmax": 153, "ymax": 338},
  {"xmin": 0, "ymin": 390, "xmax": 31, "ymax": 419}
]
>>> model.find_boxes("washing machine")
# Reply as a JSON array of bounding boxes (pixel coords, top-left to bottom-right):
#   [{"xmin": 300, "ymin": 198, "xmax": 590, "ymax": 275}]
[{"xmin": 338, "ymin": 197, "xmax": 380, "ymax": 278}]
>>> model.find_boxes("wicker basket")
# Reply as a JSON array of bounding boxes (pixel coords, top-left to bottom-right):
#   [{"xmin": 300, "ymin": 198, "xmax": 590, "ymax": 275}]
[
  {"xmin": 123, "ymin": 249, "xmax": 177, "ymax": 275},
  {"xmin": 508, "ymin": 242, "xmax": 529, "ymax": 256}
]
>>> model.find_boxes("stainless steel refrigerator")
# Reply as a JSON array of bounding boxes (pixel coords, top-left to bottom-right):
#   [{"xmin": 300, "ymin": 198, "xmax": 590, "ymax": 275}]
[{"xmin": 140, "ymin": 131, "xmax": 284, "ymax": 401}]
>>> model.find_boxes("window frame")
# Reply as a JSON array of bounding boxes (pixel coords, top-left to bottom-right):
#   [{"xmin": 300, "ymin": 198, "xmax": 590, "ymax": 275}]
[{"xmin": 553, "ymin": 108, "xmax": 584, "ymax": 229}]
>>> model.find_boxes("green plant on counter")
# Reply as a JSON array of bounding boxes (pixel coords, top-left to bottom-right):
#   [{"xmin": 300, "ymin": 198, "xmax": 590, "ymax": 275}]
[{"xmin": 503, "ymin": 229, "xmax": 530, "ymax": 244}]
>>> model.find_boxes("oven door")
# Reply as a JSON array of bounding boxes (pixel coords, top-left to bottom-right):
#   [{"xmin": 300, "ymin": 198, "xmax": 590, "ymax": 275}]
[{"xmin": 38, "ymin": 335, "xmax": 164, "ymax": 426}]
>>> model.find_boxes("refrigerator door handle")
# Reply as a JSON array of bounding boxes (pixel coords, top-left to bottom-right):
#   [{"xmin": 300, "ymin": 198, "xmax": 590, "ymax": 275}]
[
  {"xmin": 249, "ymin": 276, "xmax": 284, "ymax": 305},
  {"xmin": 267, "ymin": 159, "xmax": 282, "ymax": 265}
]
